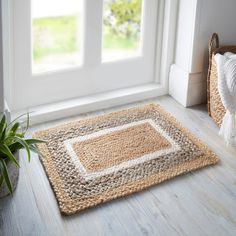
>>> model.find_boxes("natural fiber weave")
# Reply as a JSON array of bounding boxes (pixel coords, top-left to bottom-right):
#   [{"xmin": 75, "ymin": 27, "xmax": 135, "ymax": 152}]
[
  {"xmin": 207, "ymin": 33, "xmax": 236, "ymax": 126},
  {"xmin": 34, "ymin": 104, "xmax": 219, "ymax": 215}
]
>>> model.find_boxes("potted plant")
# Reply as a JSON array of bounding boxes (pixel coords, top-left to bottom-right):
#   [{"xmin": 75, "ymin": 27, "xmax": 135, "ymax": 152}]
[{"xmin": 0, "ymin": 113, "xmax": 45, "ymax": 197}]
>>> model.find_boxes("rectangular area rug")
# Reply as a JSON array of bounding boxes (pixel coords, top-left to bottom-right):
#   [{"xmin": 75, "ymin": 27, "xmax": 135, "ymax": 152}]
[{"xmin": 34, "ymin": 104, "xmax": 219, "ymax": 215}]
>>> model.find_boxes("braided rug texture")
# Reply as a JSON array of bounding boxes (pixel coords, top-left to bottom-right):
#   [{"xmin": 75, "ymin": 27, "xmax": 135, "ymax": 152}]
[{"xmin": 34, "ymin": 104, "xmax": 219, "ymax": 215}]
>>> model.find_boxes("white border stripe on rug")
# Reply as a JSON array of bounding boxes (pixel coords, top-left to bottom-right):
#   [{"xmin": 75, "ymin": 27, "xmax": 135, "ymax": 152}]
[{"xmin": 64, "ymin": 119, "xmax": 181, "ymax": 180}]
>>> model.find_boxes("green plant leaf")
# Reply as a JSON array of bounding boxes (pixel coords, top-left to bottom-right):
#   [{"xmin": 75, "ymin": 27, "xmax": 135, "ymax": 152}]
[
  {"xmin": 8, "ymin": 113, "xmax": 28, "ymax": 128},
  {"xmin": 7, "ymin": 142, "xmax": 22, "ymax": 153},
  {"xmin": 4, "ymin": 130, "xmax": 21, "ymax": 145},
  {"xmin": 29, "ymin": 145, "xmax": 41, "ymax": 155},
  {"xmin": 14, "ymin": 136, "xmax": 31, "ymax": 162},
  {"xmin": 0, "ymin": 144, "xmax": 20, "ymax": 167},
  {"xmin": 0, "ymin": 124, "xmax": 7, "ymax": 141},
  {"xmin": 9, "ymin": 112, "xmax": 32, "ymax": 134},
  {"xmin": 0, "ymin": 112, "xmax": 45, "ymax": 164},
  {"xmin": 10, "ymin": 122, "xmax": 20, "ymax": 134},
  {"xmin": 24, "ymin": 113, "xmax": 30, "ymax": 134},
  {"xmin": 0, "ymin": 114, "xmax": 6, "ymax": 134},
  {"xmin": 15, "ymin": 133, "xmax": 24, "ymax": 138},
  {"xmin": 6, "ymin": 139, "xmax": 45, "ymax": 155},
  {"xmin": 0, "ymin": 174, "xmax": 3, "ymax": 188},
  {"xmin": 26, "ymin": 138, "xmax": 46, "ymax": 145},
  {"xmin": 0, "ymin": 159, "xmax": 13, "ymax": 194}
]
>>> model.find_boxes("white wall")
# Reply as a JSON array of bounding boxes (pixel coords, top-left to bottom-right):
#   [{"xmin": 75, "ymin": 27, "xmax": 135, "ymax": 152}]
[
  {"xmin": 194, "ymin": 0, "xmax": 236, "ymax": 73},
  {"xmin": 1, "ymin": 0, "xmax": 12, "ymax": 113},
  {"xmin": 170, "ymin": 0, "xmax": 236, "ymax": 107},
  {"xmin": 175, "ymin": 0, "xmax": 198, "ymax": 73}
]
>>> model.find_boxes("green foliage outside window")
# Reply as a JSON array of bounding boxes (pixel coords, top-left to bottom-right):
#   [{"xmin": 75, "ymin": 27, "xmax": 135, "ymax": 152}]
[
  {"xmin": 104, "ymin": 0, "xmax": 142, "ymax": 39},
  {"xmin": 33, "ymin": 0, "xmax": 142, "ymax": 62}
]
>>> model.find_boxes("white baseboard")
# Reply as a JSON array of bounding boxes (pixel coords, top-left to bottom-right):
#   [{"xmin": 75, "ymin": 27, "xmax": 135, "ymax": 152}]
[
  {"xmin": 12, "ymin": 83, "xmax": 167, "ymax": 125},
  {"xmin": 169, "ymin": 64, "xmax": 206, "ymax": 107}
]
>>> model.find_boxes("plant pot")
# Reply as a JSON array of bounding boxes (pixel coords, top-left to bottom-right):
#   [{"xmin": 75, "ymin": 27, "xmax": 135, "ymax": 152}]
[{"xmin": 0, "ymin": 152, "xmax": 20, "ymax": 198}]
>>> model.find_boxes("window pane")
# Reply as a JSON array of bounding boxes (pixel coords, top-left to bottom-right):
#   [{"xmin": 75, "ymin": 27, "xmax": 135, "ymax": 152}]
[
  {"xmin": 32, "ymin": 0, "xmax": 83, "ymax": 73},
  {"xmin": 102, "ymin": 0, "xmax": 143, "ymax": 62}
]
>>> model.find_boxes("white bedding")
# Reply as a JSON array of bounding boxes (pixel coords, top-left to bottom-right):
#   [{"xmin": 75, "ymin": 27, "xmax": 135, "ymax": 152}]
[{"xmin": 214, "ymin": 52, "xmax": 236, "ymax": 147}]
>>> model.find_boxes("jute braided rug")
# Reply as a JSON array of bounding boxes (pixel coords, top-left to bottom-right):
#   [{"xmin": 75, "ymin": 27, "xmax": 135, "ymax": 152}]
[{"xmin": 34, "ymin": 104, "xmax": 219, "ymax": 215}]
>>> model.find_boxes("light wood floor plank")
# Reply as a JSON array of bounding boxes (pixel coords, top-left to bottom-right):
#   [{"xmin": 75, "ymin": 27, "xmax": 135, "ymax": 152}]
[{"xmin": 0, "ymin": 95, "xmax": 235, "ymax": 236}]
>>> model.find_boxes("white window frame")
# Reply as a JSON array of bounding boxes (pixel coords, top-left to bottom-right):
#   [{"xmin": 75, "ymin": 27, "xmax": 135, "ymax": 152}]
[{"xmin": 2, "ymin": 0, "xmax": 178, "ymax": 124}]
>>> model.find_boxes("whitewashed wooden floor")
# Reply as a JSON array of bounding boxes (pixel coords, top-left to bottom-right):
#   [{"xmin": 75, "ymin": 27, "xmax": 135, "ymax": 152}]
[{"xmin": 0, "ymin": 95, "xmax": 236, "ymax": 236}]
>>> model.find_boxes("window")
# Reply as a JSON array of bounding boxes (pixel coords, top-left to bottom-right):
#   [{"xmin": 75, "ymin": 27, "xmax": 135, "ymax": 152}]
[
  {"xmin": 32, "ymin": 0, "xmax": 83, "ymax": 73},
  {"xmin": 11, "ymin": 0, "xmax": 162, "ymax": 110},
  {"xmin": 102, "ymin": 0, "xmax": 143, "ymax": 62}
]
